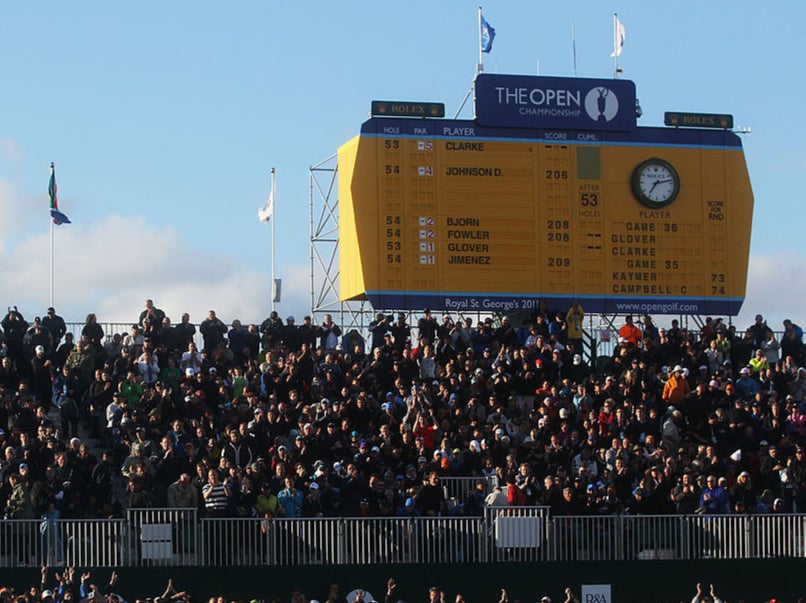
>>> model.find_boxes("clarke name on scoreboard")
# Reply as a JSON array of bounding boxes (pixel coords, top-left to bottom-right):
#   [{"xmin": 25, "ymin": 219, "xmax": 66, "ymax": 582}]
[{"xmin": 338, "ymin": 73, "xmax": 754, "ymax": 315}]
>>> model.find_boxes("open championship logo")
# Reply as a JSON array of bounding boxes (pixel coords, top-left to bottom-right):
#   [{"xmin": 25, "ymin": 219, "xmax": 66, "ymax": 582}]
[{"xmin": 584, "ymin": 87, "xmax": 619, "ymax": 123}]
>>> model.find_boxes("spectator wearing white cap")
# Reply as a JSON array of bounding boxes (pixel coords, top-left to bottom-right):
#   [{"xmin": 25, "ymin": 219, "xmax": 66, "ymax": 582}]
[
  {"xmin": 662, "ymin": 365, "xmax": 690, "ymax": 407},
  {"xmin": 735, "ymin": 367, "xmax": 760, "ymax": 398},
  {"xmin": 302, "ymin": 481, "xmax": 325, "ymax": 517},
  {"xmin": 30, "ymin": 344, "xmax": 54, "ymax": 411},
  {"xmin": 730, "ymin": 470, "xmax": 756, "ymax": 512}
]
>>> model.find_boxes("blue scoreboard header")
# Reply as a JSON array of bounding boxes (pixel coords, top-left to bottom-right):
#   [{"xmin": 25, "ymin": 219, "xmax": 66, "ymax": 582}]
[{"xmin": 474, "ymin": 73, "xmax": 637, "ymax": 132}]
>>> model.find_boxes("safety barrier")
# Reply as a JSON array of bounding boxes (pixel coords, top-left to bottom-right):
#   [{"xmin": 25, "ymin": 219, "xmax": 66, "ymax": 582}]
[
  {"xmin": 2, "ymin": 511, "xmax": 805, "ymax": 568},
  {"xmin": 546, "ymin": 513, "xmax": 806, "ymax": 561}
]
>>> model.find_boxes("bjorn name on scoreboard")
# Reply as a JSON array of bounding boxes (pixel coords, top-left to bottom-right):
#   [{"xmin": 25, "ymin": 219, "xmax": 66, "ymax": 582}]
[{"xmin": 337, "ymin": 73, "xmax": 753, "ymax": 315}]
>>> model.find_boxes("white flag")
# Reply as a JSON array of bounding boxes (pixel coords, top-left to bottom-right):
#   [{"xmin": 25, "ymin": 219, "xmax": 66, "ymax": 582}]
[
  {"xmin": 258, "ymin": 193, "xmax": 273, "ymax": 223},
  {"xmin": 610, "ymin": 15, "xmax": 625, "ymax": 57},
  {"xmin": 258, "ymin": 170, "xmax": 276, "ymax": 223}
]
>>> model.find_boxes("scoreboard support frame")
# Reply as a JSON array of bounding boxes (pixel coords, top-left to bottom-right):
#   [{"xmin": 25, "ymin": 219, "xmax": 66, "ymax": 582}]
[{"xmin": 309, "ymin": 153, "xmax": 375, "ymax": 334}]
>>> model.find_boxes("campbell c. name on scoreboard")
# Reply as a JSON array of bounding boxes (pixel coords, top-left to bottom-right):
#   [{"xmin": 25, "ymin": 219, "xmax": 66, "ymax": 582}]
[{"xmin": 338, "ymin": 74, "xmax": 754, "ymax": 315}]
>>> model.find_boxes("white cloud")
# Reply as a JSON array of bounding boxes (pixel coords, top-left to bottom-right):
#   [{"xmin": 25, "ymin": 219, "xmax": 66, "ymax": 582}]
[
  {"xmin": 0, "ymin": 136, "xmax": 23, "ymax": 163},
  {"xmin": 0, "ymin": 214, "xmax": 311, "ymax": 329},
  {"xmin": 2, "ymin": 200, "xmax": 802, "ymax": 340},
  {"xmin": 738, "ymin": 252, "xmax": 806, "ymax": 330},
  {"xmin": 0, "ymin": 178, "xmax": 40, "ymax": 247}
]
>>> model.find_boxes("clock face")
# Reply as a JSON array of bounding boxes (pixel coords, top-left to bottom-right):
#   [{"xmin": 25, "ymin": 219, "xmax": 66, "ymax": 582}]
[{"xmin": 631, "ymin": 158, "xmax": 680, "ymax": 208}]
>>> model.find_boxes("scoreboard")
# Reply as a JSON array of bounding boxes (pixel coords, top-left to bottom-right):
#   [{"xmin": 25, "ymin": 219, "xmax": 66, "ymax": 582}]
[{"xmin": 337, "ymin": 74, "xmax": 754, "ymax": 315}]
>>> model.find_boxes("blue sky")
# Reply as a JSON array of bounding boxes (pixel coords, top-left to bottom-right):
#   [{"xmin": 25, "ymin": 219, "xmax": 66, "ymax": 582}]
[{"xmin": 1, "ymin": 1, "xmax": 803, "ymax": 331}]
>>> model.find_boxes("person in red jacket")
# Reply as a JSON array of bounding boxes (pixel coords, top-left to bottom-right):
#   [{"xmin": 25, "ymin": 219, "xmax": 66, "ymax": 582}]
[
  {"xmin": 506, "ymin": 474, "xmax": 526, "ymax": 506},
  {"xmin": 618, "ymin": 315, "xmax": 642, "ymax": 347}
]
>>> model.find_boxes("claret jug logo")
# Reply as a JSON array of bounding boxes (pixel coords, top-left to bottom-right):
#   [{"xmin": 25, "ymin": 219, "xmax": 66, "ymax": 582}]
[{"xmin": 584, "ymin": 87, "xmax": 619, "ymax": 123}]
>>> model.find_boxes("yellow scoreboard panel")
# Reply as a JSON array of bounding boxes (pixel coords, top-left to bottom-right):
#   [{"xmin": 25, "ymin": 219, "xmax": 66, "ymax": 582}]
[{"xmin": 338, "ymin": 75, "xmax": 753, "ymax": 315}]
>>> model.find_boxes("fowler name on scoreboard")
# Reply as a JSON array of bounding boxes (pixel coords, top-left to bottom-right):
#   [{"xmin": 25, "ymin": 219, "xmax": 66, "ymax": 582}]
[{"xmin": 475, "ymin": 73, "xmax": 637, "ymax": 132}]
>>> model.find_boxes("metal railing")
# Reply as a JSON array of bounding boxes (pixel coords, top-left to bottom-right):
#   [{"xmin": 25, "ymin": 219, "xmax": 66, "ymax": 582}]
[
  {"xmin": 546, "ymin": 514, "xmax": 806, "ymax": 561},
  {"xmin": 64, "ymin": 322, "xmax": 204, "ymax": 349},
  {"xmin": 2, "ymin": 511, "xmax": 805, "ymax": 568},
  {"xmin": 440, "ymin": 476, "xmax": 498, "ymax": 506}
]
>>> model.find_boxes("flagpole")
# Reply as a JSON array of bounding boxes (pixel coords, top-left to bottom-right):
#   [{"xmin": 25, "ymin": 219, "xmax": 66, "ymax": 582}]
[
  {"xmin": 50, "ymin": 216, "xmax": 54, "ymax": 307},
  {"xmin": 613, "ymin": 13, "xmax": 620, "ymax": 79},
  {"xmin": 572, "ymin": 23, "xmax": 577, "ymax": 77},
  {"xmin": 49, "ymin": 162, "xmax": 55, "ymax": 307},
  {"xmin": 271, "ymin": 167, "xmax": 276, "ymax": 314},
  {"xmin": 477, "ymin": 6, "xmax": 483, "ymax": 74}
]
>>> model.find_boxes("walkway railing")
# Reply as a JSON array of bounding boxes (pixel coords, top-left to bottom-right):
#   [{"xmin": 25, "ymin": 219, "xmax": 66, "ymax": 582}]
[
  {"xmin": 4, "ymin": 510, "xmax": 805, "ymax": 568},
  {"xmin": 546, "ymin": 513, "xmax": 806, "ymax": 561}
]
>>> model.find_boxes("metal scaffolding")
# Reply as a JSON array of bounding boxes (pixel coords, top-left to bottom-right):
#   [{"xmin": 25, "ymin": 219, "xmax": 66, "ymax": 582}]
[{"xmin": 308, "ymin": 154, "xmax": 374, "ymax": 336}]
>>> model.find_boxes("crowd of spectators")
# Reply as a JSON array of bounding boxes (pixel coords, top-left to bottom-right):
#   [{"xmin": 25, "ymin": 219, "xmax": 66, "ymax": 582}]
[
  {"xmin": 1, "ymin": 299, "xmax": 806, "ymax": 525},
  {"xmin": 5, "ymin": 569, "xmax": 590, "ymax": 603},
  {"xmin": 0, "ymin": 566, "xmax": 790, "ymax": 603}
]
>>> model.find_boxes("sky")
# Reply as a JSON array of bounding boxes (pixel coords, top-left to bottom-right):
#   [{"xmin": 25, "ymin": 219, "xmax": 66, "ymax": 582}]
[{"xmin": 1, "ymin": 1, "xmax": 804, "ymax": 333}]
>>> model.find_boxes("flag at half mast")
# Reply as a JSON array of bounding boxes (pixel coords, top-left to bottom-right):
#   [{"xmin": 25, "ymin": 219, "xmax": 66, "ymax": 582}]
[
  {"xmin": 258, "ymin": 169, "xmax": 275, "ymax": 223},
  {"xmin": 48, "ymin": 163, "xmax": 71, "ymax": 225}
]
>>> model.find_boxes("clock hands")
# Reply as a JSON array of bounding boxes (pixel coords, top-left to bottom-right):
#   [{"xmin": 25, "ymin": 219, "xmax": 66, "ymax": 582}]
[{"xmin": 647, "ymin": 178, "xmax": 674, "ymax": 195}]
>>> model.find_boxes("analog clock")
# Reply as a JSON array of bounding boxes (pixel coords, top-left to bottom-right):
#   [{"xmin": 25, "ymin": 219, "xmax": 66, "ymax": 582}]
[{"xmin": 631, "ymin": 158, "xmax": 680, "ymax": 208}]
